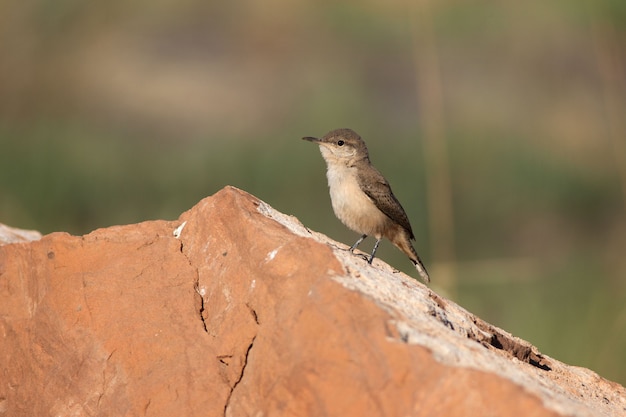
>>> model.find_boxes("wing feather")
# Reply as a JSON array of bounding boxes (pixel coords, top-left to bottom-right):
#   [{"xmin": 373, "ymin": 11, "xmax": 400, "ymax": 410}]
[{"xmin": 357, "ymin": 167, "xmax": 415, "ymax": 239}]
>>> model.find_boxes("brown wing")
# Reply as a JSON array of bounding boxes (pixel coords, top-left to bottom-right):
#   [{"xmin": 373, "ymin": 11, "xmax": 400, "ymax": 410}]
[{"xmin": 357, "ymin": 166, "xmax": 415, "ymax": 239}]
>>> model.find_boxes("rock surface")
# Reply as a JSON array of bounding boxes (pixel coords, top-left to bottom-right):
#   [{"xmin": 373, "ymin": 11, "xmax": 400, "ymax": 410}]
[
  {"xmin": 0, "ymin": 223, "xmax": 42, "ymax": 245},
  {"xmin": 1, "ymin": 186, "xmax": 625, "ymax": 417}
]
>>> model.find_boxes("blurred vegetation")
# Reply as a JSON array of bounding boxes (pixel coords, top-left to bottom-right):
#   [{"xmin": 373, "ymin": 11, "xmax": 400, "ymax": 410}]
[{"xmin": 1, "ymin": 0, "xmax": 625, "ymax": 385}]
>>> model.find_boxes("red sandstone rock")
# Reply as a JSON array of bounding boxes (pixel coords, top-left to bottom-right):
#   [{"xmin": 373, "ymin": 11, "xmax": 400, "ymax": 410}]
[{"xmin": 1, "ymin": 186, "xmax": 625, "ymax": 417}]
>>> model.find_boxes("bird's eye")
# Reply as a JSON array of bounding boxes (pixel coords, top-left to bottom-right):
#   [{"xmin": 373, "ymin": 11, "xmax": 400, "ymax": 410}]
[{"xmin": 337, "ymin": 140, "xmax": 344, "ymax": 146}]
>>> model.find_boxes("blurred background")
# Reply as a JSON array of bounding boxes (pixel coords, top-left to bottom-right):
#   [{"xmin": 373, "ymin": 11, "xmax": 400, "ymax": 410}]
[{"xmin": 1, "ymin": 0, "xmax": 625, "ymax": 384}]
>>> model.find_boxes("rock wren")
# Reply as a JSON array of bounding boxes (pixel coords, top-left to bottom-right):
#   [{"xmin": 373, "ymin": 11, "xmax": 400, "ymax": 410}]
[{"xmin": 303, "ymin": 128, "xmax": 430, "ymax": 283}]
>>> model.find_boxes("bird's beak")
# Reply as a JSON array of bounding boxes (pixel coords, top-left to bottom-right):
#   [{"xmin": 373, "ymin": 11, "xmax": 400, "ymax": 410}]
[{"xmin": 302, "ymin": 136, "xmax": 321, "ymax": 143}]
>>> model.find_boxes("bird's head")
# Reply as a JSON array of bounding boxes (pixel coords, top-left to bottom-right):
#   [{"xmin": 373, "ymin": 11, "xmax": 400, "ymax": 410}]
[{"xmin": 302, "ymin": 128, "xmax": 369, "ymax": 165}]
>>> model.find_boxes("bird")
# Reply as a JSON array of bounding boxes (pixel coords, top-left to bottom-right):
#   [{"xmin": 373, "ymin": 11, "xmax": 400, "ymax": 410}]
[{"xmin": 302, "ymin": 128, "xmax": 430, "ymax": 283}]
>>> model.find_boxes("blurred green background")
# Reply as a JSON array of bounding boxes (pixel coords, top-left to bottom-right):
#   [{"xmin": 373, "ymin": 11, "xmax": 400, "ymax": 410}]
[{"xmin": 1, "ymin": 0, "xmax": 625, "ymax": 385}]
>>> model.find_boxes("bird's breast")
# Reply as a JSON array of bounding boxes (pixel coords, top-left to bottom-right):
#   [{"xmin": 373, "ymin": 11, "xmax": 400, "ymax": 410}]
[{"xmin": 325, "ymin": 164, "xmax": 389, "ymax": 236}]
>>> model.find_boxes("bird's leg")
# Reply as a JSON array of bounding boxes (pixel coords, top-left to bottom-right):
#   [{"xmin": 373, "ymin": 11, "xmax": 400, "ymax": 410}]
[
  {"xmin": 349, "ymin": 234, "xmax": 367, "ymax": 252},
  {"xmin": 368, "ymin": 238, "xmax": 382, "ymax": 264}
]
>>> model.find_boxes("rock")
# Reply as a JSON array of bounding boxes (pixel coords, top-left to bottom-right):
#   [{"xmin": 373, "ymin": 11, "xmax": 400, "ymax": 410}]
[
  {"xmin": 0, "ymin": 186, "xmax": 624, "ymax": 417},
  {"xmin": 0, "ymin": 223, "xmax": 42, "ymax": 245}
]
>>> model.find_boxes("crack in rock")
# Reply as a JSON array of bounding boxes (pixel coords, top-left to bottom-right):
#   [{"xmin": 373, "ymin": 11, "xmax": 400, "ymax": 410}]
[
  {"xmin": 246, "ymin": 303, "xmax": 259, "ymax": 325},
  {"xmin": 223, "ymin": 336, "xmax": 256, "ymax": 417},
  {"xmin": 174, "ymin": 233, "xmax": 208, "ymax": 334},
  {"xmin": 195, "ymin": 283, "xmax": 208, "ymax": 333},
  {"xmin": 471, "ymin": 317, "xmax": 552, "ymax": 371}
]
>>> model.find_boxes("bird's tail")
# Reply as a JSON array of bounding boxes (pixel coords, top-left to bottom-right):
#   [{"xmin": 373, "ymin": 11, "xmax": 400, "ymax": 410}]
[
  {"xmin": 390, "ymin": 231, "xmax": 431, "ymax": 283},
  {"xmin": 411, "ymin": 257, "xmax": 430, "ymax": 284}
]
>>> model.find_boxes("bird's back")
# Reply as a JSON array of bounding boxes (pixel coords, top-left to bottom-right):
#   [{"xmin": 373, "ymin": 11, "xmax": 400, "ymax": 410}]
[{"xmin": 355, "ymin": 162, "xmax": 415, "ymax": 240}]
